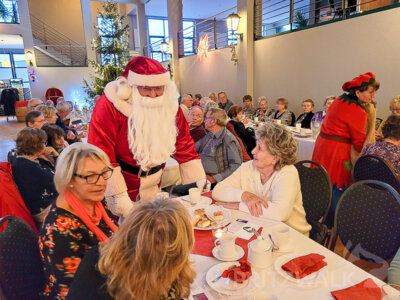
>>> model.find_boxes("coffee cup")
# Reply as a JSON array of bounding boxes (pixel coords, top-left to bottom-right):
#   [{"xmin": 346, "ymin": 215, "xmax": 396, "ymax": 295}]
[
  {"xmin": 300, "ymin": 128, "xmax": 307, "ymax": 136},
  {"xmin": 276, "ymin": 119, "xmax": 282, "ymax": 125},
  {"xmin": 214, "ymin": 232, "xmax": 236, "ymax": 258},
  {"xmin": 272, "ymin": 224, "xmax": 290, "ymax": 250},
  {"xmin": 189, "ymin": 188, "xmax": 201, "ymax": 205},
  {"xmin": 295, "ymin": 123, "xmax": 301, "ymax": 132},
  {"xmin": 254, "ymin": 116, "xmax": 259, "ymax": 122}
]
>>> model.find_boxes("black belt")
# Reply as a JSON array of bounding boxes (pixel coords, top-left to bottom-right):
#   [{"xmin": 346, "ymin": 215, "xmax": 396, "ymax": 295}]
[{"xmin": 116, "ymin": 158, "xmax": 164, "ymax": 177}]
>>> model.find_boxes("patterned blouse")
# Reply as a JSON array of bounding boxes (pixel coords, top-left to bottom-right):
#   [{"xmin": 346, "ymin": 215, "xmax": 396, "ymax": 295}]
[
  {"xmin": 39, "ymin": 204, "xmax": 116, "ymax": 300},
  {"xmin": 362, "ymin": 140, "xmax": 400, "ymax": 176}
]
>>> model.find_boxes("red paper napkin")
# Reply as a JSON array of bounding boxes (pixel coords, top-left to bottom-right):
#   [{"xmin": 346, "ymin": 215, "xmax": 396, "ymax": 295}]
[
  {"xmin": 331, "ymin": 278, "xmax": 382, "ymax": 300},
  {"xmin": 281, "ymin": 253, "xmax": 327, "ymax": 279},
  {"xmin": 221, "ymin": 260, "xmax": 252, "ymax": 284}
]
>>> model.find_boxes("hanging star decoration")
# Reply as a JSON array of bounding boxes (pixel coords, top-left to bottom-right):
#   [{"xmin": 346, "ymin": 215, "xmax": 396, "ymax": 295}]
[{"xmin": 197, "ymin": 33, "xmax": 209, "ymax": 62}]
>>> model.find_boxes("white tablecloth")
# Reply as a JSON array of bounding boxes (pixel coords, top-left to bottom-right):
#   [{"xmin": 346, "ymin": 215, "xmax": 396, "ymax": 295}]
[
  {"xmin": 189, "ymin": 209, "xmax": 394, "ymax": 300},
  {"xmin": 294, "ymin": 136, "xmax": 316, "ymax": 162}
]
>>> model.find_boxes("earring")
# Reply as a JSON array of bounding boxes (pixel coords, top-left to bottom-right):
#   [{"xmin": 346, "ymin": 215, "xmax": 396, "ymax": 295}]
[{"xmin": 69, "ymin": 184, "xmax": 74, "ymax": 188}]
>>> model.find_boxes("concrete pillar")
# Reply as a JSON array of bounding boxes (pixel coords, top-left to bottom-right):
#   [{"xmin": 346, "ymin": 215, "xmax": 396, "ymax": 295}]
[
  {"xmin": 167, "ymin": 0, "xmax": 183, "ymax": 91},
  {"xmin": 80, "ymin": 0, "xmax": 96, "ymax": 65},
  {"xmin": 136, "ymin": 3, "xmax": 148, "ymax": 56},
  {"xmin": 237, "ymin": 0, "xmax": 254, "ymax": 98}
]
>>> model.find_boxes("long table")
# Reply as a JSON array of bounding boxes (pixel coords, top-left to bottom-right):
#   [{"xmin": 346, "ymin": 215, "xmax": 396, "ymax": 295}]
[{"xmin": 189, "ymin": 208, "xmax": 394, "ymax": 300}]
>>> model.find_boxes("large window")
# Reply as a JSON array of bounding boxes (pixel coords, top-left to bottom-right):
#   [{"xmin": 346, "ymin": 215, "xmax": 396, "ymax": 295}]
[
  {"xmin": 0, "ymin": 52, "xmax": 28, "ymax": 87},
  {"xmin": 0, "ymin": 0, "xmax": 19, "ymax": 24},
  {"xmin": 147, "ymin": 17, "xmax": 195, "ymax": 62}
]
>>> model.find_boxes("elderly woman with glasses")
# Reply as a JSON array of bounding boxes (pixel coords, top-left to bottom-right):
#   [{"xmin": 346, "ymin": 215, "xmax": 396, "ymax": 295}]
[{"xmin": 39, "ymin": 143, "xmax": 118, "ymax": 300}]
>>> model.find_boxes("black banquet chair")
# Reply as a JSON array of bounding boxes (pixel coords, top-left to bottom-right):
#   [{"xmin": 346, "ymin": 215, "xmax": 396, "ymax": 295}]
[
  {"xmin": 0, "ymin": 215, "xmax": 45, "ymax": 300},
  {"xmin": 354, "ymin": 155, "xmax": 400, "ymax": 194},
  {"xmin": 294, "ymin": 160, "xmax": 332, "ymax": 246},
  {"xmin": 329, "ymin": 180, "xmax": 400, "ymax": 262}
]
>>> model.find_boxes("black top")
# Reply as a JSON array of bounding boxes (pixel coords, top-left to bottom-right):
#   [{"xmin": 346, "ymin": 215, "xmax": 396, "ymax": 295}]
[
  {"xmin": 67, "ymin": 246, "xmax": 182, "ymax": 300},
  {"xmin": 12, "ymin": 157, "xmax": 58, "ymax": 215},
  {"xmin": 228, "ymin": 120, "xmax": 254, "ymax": 154},
  {"xmin": 295, "ymin": 112, "xmax": 314, "ymax": 129},
  {"xmin": 56, "ymin": 114, "xmax": 69, "ymax": 132}
]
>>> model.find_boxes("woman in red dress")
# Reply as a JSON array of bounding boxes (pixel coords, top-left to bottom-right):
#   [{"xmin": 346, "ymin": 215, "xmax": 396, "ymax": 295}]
[{"xmin": 312, "ymin": 72, "xmax": 380, "ymax": 227}]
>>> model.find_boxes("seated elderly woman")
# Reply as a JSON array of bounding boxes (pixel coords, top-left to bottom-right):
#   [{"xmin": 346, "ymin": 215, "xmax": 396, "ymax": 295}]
[
  {"xmin": 376, "ymin": 94, "xmax": 400, "ymax": 139},
  {"xmin": 12, "ymin": 127, "xmax": 58, "ymax": 223},
  {"xmin": 36, "ymin": 104, "xmax": 58, "ymax": 124},
  {"xmin": 228, "ymin": 105, "xmax": 255, "ymax": 156},
  {"xmin": 187, "ymin": 106, "xmax": 206, "ymax": 142},
  {"xmin": 362, "ymin": 114, "xmax": 400, "ymax": 177},
  {"xmin": 199, "ymin": 96, "xmax": 211, "ymax": 111},
  {"xmin": 311, "ymin": 95, "xmax": 335, "ymax": 123},
  {"xmin": 271, "ymin": 98, "xmax": 295, "ymax": 126},
  {"xmin": 42, "ymin": 123, "xmax": 68, "ymax": 154},
  {"xmin": 254, "ymin": 96, "xmax": 271, "ymax": 122},
  {"xmin": 295, "ymin": 99, "xmax": 315, "ymax": 129},
  {"xmin": 39, "ymin": 142, "xmax": 118, "ymax": 299},
  {"xmin": 203, "ymin": 100, "xmax": 219, "ymax": 115},
  {"xmin": 66, "ymin": 198, "xmax": 195, "ymax": 300},
  {"xmin": 213, "ymin": 123, "xmax": 311, "ymax": 235}
]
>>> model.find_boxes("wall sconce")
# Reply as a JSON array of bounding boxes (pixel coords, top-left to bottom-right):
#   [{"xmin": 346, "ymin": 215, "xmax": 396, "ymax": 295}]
[
  {"xmin": 160, "ymin": 41, "xmax": 168, "ymax": 54},
  {"xmin": 160, "ymin": 41, "xmax": 173, "ymax": 78},
  {"xmin": 26, "ymin": 51, "xmax": 33, "ymax": 66},
  {"xmin": 226, "ymin": 12, "xmax": 243, "ymax": 41}
]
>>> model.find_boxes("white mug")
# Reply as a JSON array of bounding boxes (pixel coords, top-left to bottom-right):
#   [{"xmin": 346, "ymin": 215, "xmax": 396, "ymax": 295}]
[
  {"xmin": 215, "ymin": 232, "xmax": 236, "ymax": 258},
  {"xmin": 276, "ymin": 119, "xmax": 282, "ymax": 125},
  {"xmin": 189, "ymin": 188, "xmax": 201, "ymax": 205},
  {"xmin": 254, "ymin": 116, "xmax": 259, "ymax": 122},
  {"xmin": 295, "ymin": 123, "xmax": 301, "ymax": 131},
  {"xmin": 272, "ymin": 224, "xmax": 290, "ymax": 250},
  {"xmin": 300, "ymin": 128, "xmax": 307, "ymax": 136}
]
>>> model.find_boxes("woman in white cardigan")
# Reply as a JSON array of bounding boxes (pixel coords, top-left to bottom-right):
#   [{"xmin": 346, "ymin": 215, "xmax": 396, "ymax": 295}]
[{"xmin": 213, "ymin": 123, "xmax": 311, "ymax": 235}]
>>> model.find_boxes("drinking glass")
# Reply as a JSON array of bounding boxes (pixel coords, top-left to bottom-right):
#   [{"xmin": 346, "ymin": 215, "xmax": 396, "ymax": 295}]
[{"xmin": 311, "ymin": 121, "xmax": 321, "ymax": 139}]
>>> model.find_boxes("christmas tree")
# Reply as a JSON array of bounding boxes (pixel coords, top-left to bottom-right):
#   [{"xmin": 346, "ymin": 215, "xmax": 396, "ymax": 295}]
[{"xmin": 83, "ymin": 0, "xmax": 130, "ymax": 108}]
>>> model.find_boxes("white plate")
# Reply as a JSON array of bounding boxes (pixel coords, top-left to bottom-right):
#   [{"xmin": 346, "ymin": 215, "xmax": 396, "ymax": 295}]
[
  {"xmin": 189, "ymin": 205, "xmax": 232, "ymax": 230},
  {"xmin": 179, "ymin": 195, "xmax": 212, "ymax": 208},
  {"xmin": 212, "ymin": 245, "xmax": 245, "ymax": 262},
  {"xmin": 206, "ymin": 261, "xmax": 259, "ymax": 296},
  {"xmin": 274, "ymin": 253, "xmax": 328, "ymax": 285}
]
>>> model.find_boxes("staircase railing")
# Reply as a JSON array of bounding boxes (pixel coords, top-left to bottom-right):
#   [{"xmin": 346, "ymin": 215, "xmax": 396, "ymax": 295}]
[{"xmin": 30, "ymin": 15, "xmax": 87, "ymax": 66}]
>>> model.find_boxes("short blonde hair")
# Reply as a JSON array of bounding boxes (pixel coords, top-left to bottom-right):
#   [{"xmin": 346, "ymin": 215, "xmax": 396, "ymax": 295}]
[
  {"xmin": 255, "ymin": 123, "xmax": 297, "ymax": 170},
  {"xmin": 98, "ymin": 198, "xmax": 195, "ymax": 300},
  {"xmin": 276, "ymin": 97, "xmax": 289, "ymax": 109},
  {"xmin": 204, "ymin": 100, "xmax": 218, "ymax": 114},
  {"xmin": 390, "ymin": 95, "xmax": 400, "ymax": 110},
  {"xmin": 36, "ymin": 105, "xmax": 57, "ymax": 118},
  {"xmin": 208, "ymin": 107, "xmax": 228, "ymax": 126},
  {"xmin": 54, "ymin": 143, "xmax": 112, "ymax": 194}
]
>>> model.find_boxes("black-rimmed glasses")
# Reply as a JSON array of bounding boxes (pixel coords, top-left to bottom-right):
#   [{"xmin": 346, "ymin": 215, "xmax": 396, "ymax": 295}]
[{"xmin": 74, "ymin": 168, "xmax": 113, "ymax": 184}]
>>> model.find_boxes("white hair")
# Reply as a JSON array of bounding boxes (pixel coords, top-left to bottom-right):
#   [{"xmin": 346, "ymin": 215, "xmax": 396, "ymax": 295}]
[{"xmin": 127, "ymin": 82, "xmax": 179, "ymax": 171}]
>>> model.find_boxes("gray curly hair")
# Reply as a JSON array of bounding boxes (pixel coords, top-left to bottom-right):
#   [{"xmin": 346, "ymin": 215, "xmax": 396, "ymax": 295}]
[{"xmin": 255, "ymin": 123, "xmax": 297, "ymax": 170}]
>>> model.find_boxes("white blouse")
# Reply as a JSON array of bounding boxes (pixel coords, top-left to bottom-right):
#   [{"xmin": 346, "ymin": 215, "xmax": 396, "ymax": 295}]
[{"xmin": 212, "ymin": 161, "xmax": 311, "ymax": 235}]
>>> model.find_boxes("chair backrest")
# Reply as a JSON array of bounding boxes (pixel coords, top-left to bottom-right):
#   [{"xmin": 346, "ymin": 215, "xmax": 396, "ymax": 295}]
[
  {"xmin": 44, "ymin": 87, "xmax": 63, "ymax": 105},
  {"xmin": 0, "ymin": 216, "xmax": 45, "ymax": 300},
  {"xmin": 354, "ymin": 155, "xmax": 400, "ymax": 194},
  {"xmin": 375, "ymin": 118, "xmax": 383, "ymax": 130},
  {"xmin": 330, "ymin": 180, "xmax": 400, "ymax": 262},
  {"xmin": 294, "ymin": 160, "xmax": 332, "ymax": 224},
  {"xmin": 0, "ymin": 162, "xmax": 38, "ymax": 233}
]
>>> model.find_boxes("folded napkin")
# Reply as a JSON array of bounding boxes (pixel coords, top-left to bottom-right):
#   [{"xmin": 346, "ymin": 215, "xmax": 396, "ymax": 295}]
[
  {"xmin": 221, "ymin": 260, "xmax": 252, "ymax": 284},
  {"xmin": 331, "ymin": 278, "xmax": 382, "ymax": 300},
  {"xmin": 281, "ymin": 253, "xmax": 327, "ymax": 279}
]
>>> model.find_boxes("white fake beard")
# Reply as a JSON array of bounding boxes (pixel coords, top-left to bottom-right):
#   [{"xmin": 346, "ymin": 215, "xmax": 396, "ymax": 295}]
[{"xmin": 127, "ymin": 82, "xmax": 179, "ymax": 171}]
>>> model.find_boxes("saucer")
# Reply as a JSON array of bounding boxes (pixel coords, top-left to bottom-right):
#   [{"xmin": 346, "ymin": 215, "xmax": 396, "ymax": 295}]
[{"xmin": 212, "ymin": 245, "xmax": 245, "ymax": 261}]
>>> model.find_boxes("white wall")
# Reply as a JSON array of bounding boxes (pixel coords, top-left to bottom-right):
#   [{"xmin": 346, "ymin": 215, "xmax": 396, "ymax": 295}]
[
  {"xmin": 177, "ymin": 7, "xmax": 400, "ymax": 119},
  {"xmin": 178, "ymin": 47, "xmax": 246, "ymax": 103},
  {"xmin": 254, "ymin": 7, "xmax": 400, "ymax": 118},
  {"xmin": 30, "ymin": 67, "xmax": 91, "ymax": 106}
]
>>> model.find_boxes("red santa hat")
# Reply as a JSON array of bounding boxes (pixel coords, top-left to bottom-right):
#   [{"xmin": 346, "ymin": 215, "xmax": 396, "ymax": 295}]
[
  {"xmin": 342, "ymin": 72, "xmax": 376, "ymax": 92},
  {"xmin": 121, "ymin": 56, "xmax": 170, "ymax": 87}
]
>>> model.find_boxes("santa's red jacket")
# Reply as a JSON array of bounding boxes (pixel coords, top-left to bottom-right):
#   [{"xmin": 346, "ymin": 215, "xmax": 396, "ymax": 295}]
[{"xmin": 88, "ymin": 91, "xmax": 205, "ymax": 201}]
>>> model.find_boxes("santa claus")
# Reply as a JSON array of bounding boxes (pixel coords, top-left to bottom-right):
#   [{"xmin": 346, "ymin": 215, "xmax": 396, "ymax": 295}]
[{"xmin": 88, "ymin": 56, "xmax": 206, "ymax": 216}]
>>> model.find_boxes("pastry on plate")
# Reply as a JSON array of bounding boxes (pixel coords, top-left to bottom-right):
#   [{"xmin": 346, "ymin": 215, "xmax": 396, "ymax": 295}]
[{"xmin": 214, "ymin": 211, "xmax": 224, "ymax": 221}]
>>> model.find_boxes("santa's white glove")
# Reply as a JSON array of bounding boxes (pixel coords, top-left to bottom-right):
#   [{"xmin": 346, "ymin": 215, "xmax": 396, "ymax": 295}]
[
  {"xmin": 196, "ymin": 178, "xmax": 211, "ymax": 193},
  {"xmin": 105, "ymin": 166, "xmax": 132, "ymax": 217},
  {"xmin": 105, "ymin": 191, "xmax": 133, "ymax": 218}
]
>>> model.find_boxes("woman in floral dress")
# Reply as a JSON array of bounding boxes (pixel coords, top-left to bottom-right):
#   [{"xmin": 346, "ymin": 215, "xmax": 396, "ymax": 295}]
[{"xmin": 39, "ymin": 143, "xmax": 118, "ymax": 299}]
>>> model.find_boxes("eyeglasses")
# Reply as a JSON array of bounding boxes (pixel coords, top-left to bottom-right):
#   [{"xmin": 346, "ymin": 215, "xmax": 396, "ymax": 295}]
[
  {"xmin": 33, "ymin": 119, "xmax": 46, "ymax": 123},
  {"xmin": 204, "ymin": 116, "xmax": 215, "ymax": 120},
  {"xmin": 74, "ymin": 168, "xmax": 113, "ymax": 184}
]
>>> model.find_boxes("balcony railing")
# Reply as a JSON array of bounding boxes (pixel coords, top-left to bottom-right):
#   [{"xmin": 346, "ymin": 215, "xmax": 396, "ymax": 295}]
[{"xmin": 255, "ymin": 0, "xmax": 398, "ymax": 38}]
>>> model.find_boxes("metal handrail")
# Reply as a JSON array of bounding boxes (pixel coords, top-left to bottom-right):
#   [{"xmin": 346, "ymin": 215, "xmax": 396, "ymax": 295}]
[{"xmin": 256, "ymin": 0, "xmax": 398, "ymax": 38}]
